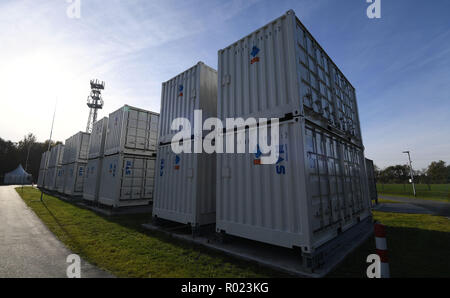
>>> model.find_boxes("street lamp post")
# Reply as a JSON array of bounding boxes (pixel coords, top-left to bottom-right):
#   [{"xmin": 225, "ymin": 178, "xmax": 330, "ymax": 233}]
[{"xmin": 403, "ymin": 151, "xmax": 416, "ymax": 197}]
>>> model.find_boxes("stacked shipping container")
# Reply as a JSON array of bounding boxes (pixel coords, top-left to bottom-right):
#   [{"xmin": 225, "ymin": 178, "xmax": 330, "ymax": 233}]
[
  {"xmin": 153, "ymin": 62, "xmax": 218, "ymax": 228},
  {"xmin": 61, "ymin": 132, "xmax": 90, "ymax": 196},
  {"xmin": 98, "ymin": 105, "xmax": 159, "ymax": 207},
  {"xmin": 216, "ymin": 10, "xmax": 371, "ymax": 265},
  {"xmin": 37, "ymin": 151, "xmax": 49, "ymax": 188},
  {"xmin": 44, "ymin": 144, "xmax": 65, "ymax": 191},
  {"xmin": 83, "ymin": 117, "xmax": 108, "ymax": 202}
]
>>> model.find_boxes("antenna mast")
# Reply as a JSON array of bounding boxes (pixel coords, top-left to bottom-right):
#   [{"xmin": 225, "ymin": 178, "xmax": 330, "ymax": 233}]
[{"xmin": 86, "ymin": 79, "xmax": 105, "ymax": 133}]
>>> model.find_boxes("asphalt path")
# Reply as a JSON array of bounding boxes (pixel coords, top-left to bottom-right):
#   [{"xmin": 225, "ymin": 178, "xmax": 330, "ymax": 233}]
[
  {"xmin": 0, "ymin": 185, "xmax": 112, "ymax": 278},
  {"xmin": 379, "ymin": 195, "xmax": 450, "ymax": 217}
]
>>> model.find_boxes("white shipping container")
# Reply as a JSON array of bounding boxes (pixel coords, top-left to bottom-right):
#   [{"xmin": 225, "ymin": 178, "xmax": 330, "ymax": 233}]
[
  {"xmin": 104, "ymin": 105, "xmax": 159, "ymax": 156},
  {"xmin": 83, "ymin": 158, "xmax": 103, "ymax": 202},
  {"xmin": 37, "ymin": 169, "xmax": 45, "ymax": 188},
  {"xmin": 98, "ymin": 153, "xmax": 156, "ymax": 207},
  {"xmin": 63, "ymin": 162, "xmax": 87, "ymax": 196},
  {"xmin": 62, "ymin": 132, "xmax": 91, "ymax": 164},
  {"xmin": 55, "ymin": 166, "xmax": 65, "ymax": 193},
  {"xmin": 48, "ymin": 144, "xmax": 65, "ymax": 168},
  {"xmin": 218, "ymin": 10, "xmax": 362, "ymax": 145},
  {"xmin": 44, "ymin": 167, "xmax": 57, "ymax": 190},
  {"xmin": 153, "ymin": 143, "xmax": 216, "ymax": 227},
  {"xmin": 158, "ymin": 62, "xmax": 217, "ymax": 144},
  {"xmin": 37, "ymin": 151, "xmax": 49, "ymax": 187},
  {"xmin": 39, "ymin": 151, "xmax": 50, "ymax": 170},
  {"xmin": 216, "ymin": 118, "xmax": 371, "ymax": 255},
  {"xmin": 88, "ymin": 117, "xmax": 108, "ymax": 159}
]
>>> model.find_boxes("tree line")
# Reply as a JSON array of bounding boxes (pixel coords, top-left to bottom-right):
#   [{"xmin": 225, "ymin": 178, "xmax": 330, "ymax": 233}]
[
  {"xmin": 375, "ymin": 161, "xmax": 450, "ymax": 185},
  {"xmin": 0, "ymin": 133, "xmax": 62, "ymax": 184},
  {"xmin": 1, "ymin": 133, "xmax": 449, "ymax": 186}
]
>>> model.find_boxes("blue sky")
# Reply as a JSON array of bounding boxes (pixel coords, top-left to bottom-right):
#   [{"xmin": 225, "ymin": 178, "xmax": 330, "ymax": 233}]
[{"xmin": 0, "ymin": 0, "xmax": 449, "ymax": 169}]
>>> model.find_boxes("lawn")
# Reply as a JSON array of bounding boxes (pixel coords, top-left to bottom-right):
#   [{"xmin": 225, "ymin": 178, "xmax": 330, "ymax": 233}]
[
  {"xmin": 16, "ymin": 187, "xmax": 284, "ymax": 278},
  {"xmin": 328, "ymin": 211, "xmax": 450, "ymax": 278},
  {"xmin": 17, "ymin": 187, "xmax": 450, "ymax": 278},
  {"xmin": 377, "ymin": 183, "xmax": 450, "ymax": 203}
]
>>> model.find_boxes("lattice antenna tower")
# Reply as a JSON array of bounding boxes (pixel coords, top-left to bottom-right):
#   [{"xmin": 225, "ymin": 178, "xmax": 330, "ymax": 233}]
[{"xmin": 86, "ymin": 79, "xmax": 105, "ymax": 133}]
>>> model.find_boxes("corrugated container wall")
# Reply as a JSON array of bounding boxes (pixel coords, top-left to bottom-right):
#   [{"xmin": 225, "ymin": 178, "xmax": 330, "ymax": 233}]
[
  {"xmin": 63, "ymin": 162, "xmax": 87, "ymax": 196},
  {"xmin": 365, "ymin": 158, "xmax": 378, "ymax": 204},
  {"xmin": 37, "ymin": 151, "xmax": 49, "ymax": 188},
  {"xmin": 158, "ymin": 62, "xmax": 218, "ymax": 144},
  {"xmin": 45, "ymin": 145, "xmax": 64, "ymax": 190},
  {"xmin": 83, "ymin": 158, "xmax": 102, "ymax": 201},
  {"xmin": 98, "ymin": 154, "xmax": 156, "ymax": 207},
  {"xmin": 216, "ymin": 119, "xmax": 371, "ymax": 253},
  {"xmin": 218, "ymin": 9, "xmax": 362, "ymax": 146},
  {"xmin": 55, "ymin": 166, "xmax": 65, "ymax": 193},
  {"xmin": 44, "ymin": 166, "xmax": 55, "ymax": 189},
  {"xmin": 104, "ymin": 105, "xmax": 159, "ymax": 156},
  {"xmin": 153, "ymin": 143, "xmax": 216, "ymax": 227},
  {"xmin": 88, "ymin": 117, "xmax": 109, "ymax": 159},
  {"xmin": 62, "ymin": 132, "xmax": 90, "ymax": 164},
  {"xmin": 39, "ymin": 151, "xmax": 50, "ymax": 171},
  {"xmin": 48, "ymin": 144, "xmax": 65, "ymax": 168}
]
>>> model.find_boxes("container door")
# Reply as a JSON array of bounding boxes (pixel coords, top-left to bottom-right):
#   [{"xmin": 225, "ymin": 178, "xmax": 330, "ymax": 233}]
[
  {"xmin": 105, "ymin": 108, "xmax": 124, "ymax": 155},
  {"xmin": 342, "ymin": 143, "xmax": 365, "ymax": 216},
  {"xmin": 147, "ymin": 114, "xmax": 159, "ymax": 151},
  {"xmin": 144, "ymin": 158, "xmax": 156, "ymax": 199},
  {"xmin": 120, "ymin": 156, "xmax": 145, "ymax": 200},
  {"xmin": 305, "ymin": 126, "xmax": 334, "ymax": 233},
  {"xmin": 125, "ymin": 109, "xmax": 150, "ymax": 151},
  {"xmin": 74, "ymin": 164, "xmax": 85, "ymax": 192}
]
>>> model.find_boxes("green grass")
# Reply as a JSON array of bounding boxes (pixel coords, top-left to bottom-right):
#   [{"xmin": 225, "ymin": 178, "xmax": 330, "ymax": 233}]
[
  {"xmin": 17, "ymin": 187, "xmax": 285, "ymax": 278},
  {"xmin": 329, "ymin": 211, "xmax": 450, "ymax": 278},
  {"xmin": 17, "ymin": 187, "xmax": 450, "ymax": 278},
  {"xmin": 377, "ymin": 184, "xmax": 450, "ymax": 203},
  {"xmin": 377, "ymin": 198, "xmax": 404, "ymax": 204}
]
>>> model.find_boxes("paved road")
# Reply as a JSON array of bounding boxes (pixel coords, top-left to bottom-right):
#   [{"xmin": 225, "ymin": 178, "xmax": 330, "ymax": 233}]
[
  {"xmin": 379, "ymin": 195, "xmax": 450, "ymax": 217},
  {"xmin": 0, "ymin": 185, "xmax": 112, "ymax": 278}
]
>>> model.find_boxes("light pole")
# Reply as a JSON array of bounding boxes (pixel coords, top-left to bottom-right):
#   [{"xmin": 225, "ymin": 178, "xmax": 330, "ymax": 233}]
[{"xmin": 403, "ymin": 151, "xmax": 416, "ymax": 197}]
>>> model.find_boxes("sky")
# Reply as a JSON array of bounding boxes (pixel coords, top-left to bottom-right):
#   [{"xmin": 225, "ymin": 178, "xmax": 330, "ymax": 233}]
[{"xmin": 0, "ymin": 0, "xmax": 449, "ymax": 169}]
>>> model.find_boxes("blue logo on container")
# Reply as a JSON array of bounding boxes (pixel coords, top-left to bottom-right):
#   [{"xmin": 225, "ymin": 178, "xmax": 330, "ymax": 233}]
[
  {"xmin": 175, "ymin": 155, "xmax": 181, "ymax": 164},
  {"xmin": 125, "ymin": 161, "xmax": 132, "ymax": 175},
  {"xmin": 251, "ymin": 46, "xmax": 260, "ymax": 57},
  {"xmin": 251, "ymin": 46, "xmax": 260, "ymax": 64},
  {"xmin": 160, "ymin": 159, "xmax": 165, "ymax": 176},
  {"xmin": 276, "ymin": 145, "xmax": 287, "ymax": 175},
  {"xmin": 254, "ymin": 145, "xmax": 262, "ymax": 159}
]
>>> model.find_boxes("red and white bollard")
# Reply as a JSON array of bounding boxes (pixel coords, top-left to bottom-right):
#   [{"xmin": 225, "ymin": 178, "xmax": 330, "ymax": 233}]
[{"xmin": 374, "ymin": 223, "xmax": 390, "ymax": 278}]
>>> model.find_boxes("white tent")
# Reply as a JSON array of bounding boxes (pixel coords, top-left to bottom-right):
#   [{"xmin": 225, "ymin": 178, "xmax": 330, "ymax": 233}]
[{"xmin": 3, "ymin": 164, "xmax": 32, "ymax": 185}]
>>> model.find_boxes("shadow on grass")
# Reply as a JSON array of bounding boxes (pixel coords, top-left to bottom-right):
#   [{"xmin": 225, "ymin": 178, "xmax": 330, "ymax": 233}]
[
  {"xmin": 37, "ymin": 192, "xmax": 289, "ymax": 277},
  {"xmin": 40, "ymin": 198, "xmax": 88, "ymax": 258},
  {"xmin": 25, "ymin": 188, "xmax": 450, "ymax": 277}
]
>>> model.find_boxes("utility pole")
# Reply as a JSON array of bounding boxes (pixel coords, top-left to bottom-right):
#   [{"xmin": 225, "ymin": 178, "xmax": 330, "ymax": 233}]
[
  {"xmin": 40, "ymin": 100, "xmax": 57, "ymax": 202},
  {"xmin": 403, "ymin": 151, "xmax": 416, "ymax": 197}
]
